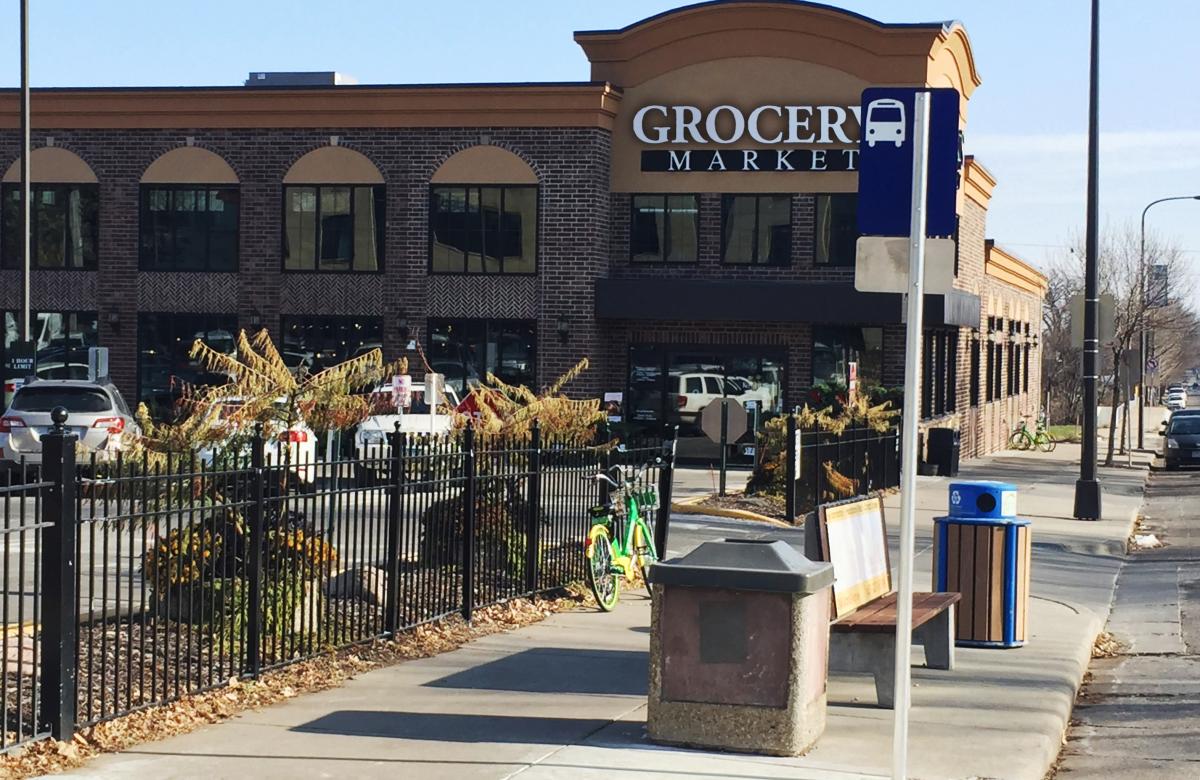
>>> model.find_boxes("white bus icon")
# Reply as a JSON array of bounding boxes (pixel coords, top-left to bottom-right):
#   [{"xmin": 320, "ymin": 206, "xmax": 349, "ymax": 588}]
[{"xmin": 865, "ymin": 98, "xmax": 906, "ymax": 147}]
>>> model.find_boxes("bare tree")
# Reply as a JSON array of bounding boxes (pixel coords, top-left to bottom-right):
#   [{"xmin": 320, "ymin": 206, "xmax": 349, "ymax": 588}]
[
  {"xmin": 1043, "ymin": 226, "xmax": 1195, "ymax": 465},
  {"xmin": 1041, "ymin": 259, "xmax": 1083, "ymax": 425}
]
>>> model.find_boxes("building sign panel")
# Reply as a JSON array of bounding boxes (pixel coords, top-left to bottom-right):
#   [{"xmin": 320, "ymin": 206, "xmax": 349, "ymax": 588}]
[{"xmin": 641, "ymin": 148, "xmax": 858, "ymax": 173}]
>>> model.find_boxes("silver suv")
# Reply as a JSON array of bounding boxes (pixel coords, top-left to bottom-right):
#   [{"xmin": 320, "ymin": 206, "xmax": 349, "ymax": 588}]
[{"xmin": 0, "ymin": 379, "xmax": 139, "ymax": 469}]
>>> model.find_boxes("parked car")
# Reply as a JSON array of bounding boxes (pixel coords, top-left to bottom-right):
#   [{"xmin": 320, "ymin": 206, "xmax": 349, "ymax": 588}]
[
  {"xmin": 195, "ymin": 397, "xmax": 317, "ymax": 488},
  {"xmin": 672, "ymin": 372, "xmax": 773, "ymax": 424},
  {"xmin": 0, "ymin": 379, "xmax": 139, "ymax": 471},
  {"xmin": 1163, "ymin": 412, "xmax": 1200, "ymax": 470},
  {"xmin": 352, "ymin": 383, "xmax": 462, "ymax": 486}
]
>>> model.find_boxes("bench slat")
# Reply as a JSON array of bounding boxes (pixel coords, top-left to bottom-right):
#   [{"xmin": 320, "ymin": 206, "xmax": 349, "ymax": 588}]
[{"xmin": 832, "ymin": 591, "xmax": 961, "ymax": 633}]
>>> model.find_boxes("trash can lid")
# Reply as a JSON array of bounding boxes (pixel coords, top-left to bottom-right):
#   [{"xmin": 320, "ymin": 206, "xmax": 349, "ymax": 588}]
[
  {"xmin": 647, "ymin": 538, "xmax": 834, "ymax": 594},
  {"xmin": 949, "ymin": 480, "xmax": 1016, "ymax": 491}
]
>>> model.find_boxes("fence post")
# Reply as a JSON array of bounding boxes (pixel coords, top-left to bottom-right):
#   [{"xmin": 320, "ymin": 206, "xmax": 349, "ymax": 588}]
[
  {"xmin": 785, "ymin": 414, "xmax": 797, "ymax": 523},
  {"xmin": 812, "ymin": 422, "xmax": 822, "ymax": 509},
  {"xmin": 244, "ymin": 425, "xmax": 265, "ymax": 677},
  {"xmin": 597, "ymin": 419, "xmax": 612, "ymax": 506},
  {"xmin": 654, "ymin": 424, "xmax": 677, "ymax": 559},
  {"xmin": 461, "ymin": 424, "xmax": 476, "ymax": 622},
  {"xmin": 524, "ymin": 421, "xmax": 542, "ymax": 594},
  {"xmin": 384, "ymin": 423, "xmax": 404, "ymax": 635},
  {"xmin": 39, "ymin": 406, "xmax": 77, "ymax": 740}
]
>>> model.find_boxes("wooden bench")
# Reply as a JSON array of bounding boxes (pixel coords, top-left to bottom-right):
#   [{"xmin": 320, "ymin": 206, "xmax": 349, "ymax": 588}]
[{"xmin": 806, "ymin": 495, "xmax": 961, "ymax": 709}]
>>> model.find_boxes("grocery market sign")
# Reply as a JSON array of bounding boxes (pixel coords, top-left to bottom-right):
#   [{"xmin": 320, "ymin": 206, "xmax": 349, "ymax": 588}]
[{"xmin": 634, "ymin": 104, "xmax": 862, "ymax": 172}]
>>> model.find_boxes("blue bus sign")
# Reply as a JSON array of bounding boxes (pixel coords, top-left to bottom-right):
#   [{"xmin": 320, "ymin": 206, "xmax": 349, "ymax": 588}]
[{"xmin": 857, "ymin": 87, "xmax": 961, "ymax": 238}]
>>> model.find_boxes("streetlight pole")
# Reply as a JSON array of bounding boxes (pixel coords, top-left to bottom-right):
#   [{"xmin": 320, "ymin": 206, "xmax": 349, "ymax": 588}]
[
  {"xmin": 1074, "ymin": 0, "xmax": 1102, "ymax": 521},
  {"xmin": 1137, "ymin": 195, "xmax": 1200, "ymax": 448},
  {"xmin": 20, "ymin": 0, "xmax": 31, "ymax": 342}
]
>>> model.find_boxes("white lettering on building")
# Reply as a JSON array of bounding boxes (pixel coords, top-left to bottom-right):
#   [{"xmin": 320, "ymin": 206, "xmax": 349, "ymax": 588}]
[{"xmin": 634, "ymin": 103, "xmax": 862, "ymax": 144}]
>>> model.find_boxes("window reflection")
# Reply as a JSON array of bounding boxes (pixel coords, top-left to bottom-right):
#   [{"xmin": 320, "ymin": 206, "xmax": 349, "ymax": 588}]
[
  {"xmin": 631, "ymin": 195, "xmax": 698, "ymax": 263},
  {"xmin": 722, "ymin": 195, "xmax": 791, "ymax": 265},
  {"xmin": 2, "ymin": 310, "xmax": 99, "ymax": 411},
  {"xmin": 138, "ymin": 313, "xmax": 238, "ymax": 421},
  {"xmin": 2, "ymin": 184, "xmax": 99, "ymax": 270},
  {"xmin": 430, "ymin": 185, "xmax": 537, "ymax": 274},
  {"xmin": 812, "ymin": 326, "xmax": 882, "ymax": 390},
  {"xmin": 140, "ymin": 186, "xmax": 239, "ymax": 271},
  {"xmin": 281, "ymin": 316, "xmax": 384, "ymax": 377},
  {"xmin": 815, "ymin": 193, "xmax": 858, "ymax": 267},
  {"xmin": 283, "ymin": 185, "xmax": 383, "ymax": 272},
  {"xmin": 428, "ymin": 319, "xmax": 536, "ymax": 395}
]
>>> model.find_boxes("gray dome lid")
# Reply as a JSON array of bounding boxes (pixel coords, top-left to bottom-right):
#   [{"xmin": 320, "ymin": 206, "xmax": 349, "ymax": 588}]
[{"xmin": 648, "ymin": 538, "xmax": 833, "ymax": 594}]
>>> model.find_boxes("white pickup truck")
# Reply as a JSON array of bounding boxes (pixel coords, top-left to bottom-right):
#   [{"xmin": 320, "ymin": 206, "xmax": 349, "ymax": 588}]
[{"xmin": 353, "ymin": 383, "xmax": 462, "ymax": 484}]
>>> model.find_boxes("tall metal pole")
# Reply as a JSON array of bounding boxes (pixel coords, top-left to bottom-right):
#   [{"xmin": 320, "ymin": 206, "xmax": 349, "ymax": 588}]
[
  {"xmin": 1138, "ymin": 195, "xmax": 1200, "ymax": 448},
  {"xmin": 20, "ymin": 0, "xmax": 32, "ymax": 341},
  {"xmin": 1073, "ymin": 0, "xmax": 1102, "ymax": 521},
  {"xmin": 892, "ymin": 90, "xmax": 930, "ymax": 780}
]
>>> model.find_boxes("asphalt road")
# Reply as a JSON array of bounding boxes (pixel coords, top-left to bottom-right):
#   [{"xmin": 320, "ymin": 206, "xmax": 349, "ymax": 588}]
[{"xmin": 1058, "ymin": 466, "xmax": 1200, "ymax": 778}]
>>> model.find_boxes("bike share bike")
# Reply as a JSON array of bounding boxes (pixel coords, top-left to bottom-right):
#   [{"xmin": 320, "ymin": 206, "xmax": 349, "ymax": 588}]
[
  {"xmin": 585, "ymin": 462, "xmax": 660, "ymax": 611},
  {"xmin": 1008, "ymin": 413, "xmax": 1057, "ymax": 452}
]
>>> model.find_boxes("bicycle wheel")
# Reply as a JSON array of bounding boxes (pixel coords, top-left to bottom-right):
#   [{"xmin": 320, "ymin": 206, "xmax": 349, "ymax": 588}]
[
  {"xmin": 633, "ymin": 522, "xmax": 657, "ymax": 587},
  {"xmin": 1008, "ymin": 431, "xmax": 1029, "ymax": 450},
  {"xmin": 586, "ymin": 525, "xmax": 620, "ymax": 612},
  {"xmin": 1038, "ymin": 432, "xmax": 1057, "ymax": 453}
]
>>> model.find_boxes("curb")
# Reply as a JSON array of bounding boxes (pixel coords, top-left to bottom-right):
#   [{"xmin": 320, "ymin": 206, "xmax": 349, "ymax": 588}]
[{"xmin": 670, "ymin": 495, "xmax": 795, "ymax": 528}]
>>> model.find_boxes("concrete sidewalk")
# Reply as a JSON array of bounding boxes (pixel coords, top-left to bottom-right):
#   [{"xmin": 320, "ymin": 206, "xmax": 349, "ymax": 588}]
[{"xmin": 57, "ymin": 440, "xmax": 1150, "ymax": 780}]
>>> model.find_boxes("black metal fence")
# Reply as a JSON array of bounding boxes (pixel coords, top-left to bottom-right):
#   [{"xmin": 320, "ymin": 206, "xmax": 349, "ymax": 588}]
[
  {"xmin": 783, "ymin": 419, "xmax": 901, "ymax": 522},
  {"xmin": 2, "ymin": 418, "xmax": 675, "ymax": 752}
]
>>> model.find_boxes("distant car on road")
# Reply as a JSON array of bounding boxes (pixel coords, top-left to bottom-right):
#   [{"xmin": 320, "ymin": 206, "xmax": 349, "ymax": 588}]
[
  {"xmin": 0, "ymin": 379, "xmax": 139, "ymax": 471},
  {"xmin": 1165, "ymin": 390, "xmax": 1188, "ymax": 411}
]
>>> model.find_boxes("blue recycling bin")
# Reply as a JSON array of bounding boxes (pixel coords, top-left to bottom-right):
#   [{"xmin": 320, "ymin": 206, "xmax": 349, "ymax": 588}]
[{"xmin": 934, "ymin": 481, "xmax": 1031, "ymax": 648}]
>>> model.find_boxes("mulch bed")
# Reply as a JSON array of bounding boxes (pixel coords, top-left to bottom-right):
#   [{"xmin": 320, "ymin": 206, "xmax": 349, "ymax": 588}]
[{"xmin": 694, "ymin": 492, "xmax": 792, "ymax": 522}]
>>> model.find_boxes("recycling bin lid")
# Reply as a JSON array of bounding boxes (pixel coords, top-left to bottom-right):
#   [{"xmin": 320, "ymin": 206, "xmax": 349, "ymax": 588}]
[
  {"xmin": 949, "ymin": 480, "xmax": 1016, "ymax": 491},
  {"xmin": 648, "ymin": 538, "xmax": 834, "ymax": 594}
]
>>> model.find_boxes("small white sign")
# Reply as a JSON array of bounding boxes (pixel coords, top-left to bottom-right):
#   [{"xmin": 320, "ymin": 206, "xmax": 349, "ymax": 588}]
[
  {"xmin": 854, "ymin": 236, "xmax": 956, "ymax": 294},
  {"xmin": 392, "ymin": 374, "xmax": 412, "ymax": 409}
]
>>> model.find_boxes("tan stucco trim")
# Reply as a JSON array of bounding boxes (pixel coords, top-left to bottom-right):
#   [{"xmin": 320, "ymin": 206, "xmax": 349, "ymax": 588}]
[
  {"xmin": 283, "ymin": 146, "xmax": 384, "ymax": 184},
  {"xmin": 0, "ymin": 85, "xmax": 622, "ymax": 130},
  {"xmin": 431, "ymin": 145, "xmax": 538, "ymax": 184},
  {"xmin": 986, "ymin": 243, "xmax": 1048, "ymax": 296},
  {"xmin": 3, "ymin": 146, "xmax": 97, "ymax": 183},
  {"xmin": 576, "ymin": 3, "xmax": 979, "ymax": 97},
  {"xmin": 963, "ymin": 155, "xmax": 996, "ymax": 209},
  {"xmin": 141, "ymin": 146, "xmax": 238, "ymax": 184},
  {"xmin": 927, "ymin": 24, "xmax": 982, "ymax": 99}
]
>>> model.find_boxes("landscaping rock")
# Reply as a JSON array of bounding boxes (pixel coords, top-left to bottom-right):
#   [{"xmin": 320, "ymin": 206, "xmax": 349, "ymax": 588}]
[{"xmin": 323, "ymin": 566, "xmax": 388, "ymax": 606}]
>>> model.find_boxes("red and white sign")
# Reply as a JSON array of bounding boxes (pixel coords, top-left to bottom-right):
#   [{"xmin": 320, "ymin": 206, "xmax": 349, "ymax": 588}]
[{"xmin": 392, "ymin": 374, "xmax": 412, "ymax": 409}]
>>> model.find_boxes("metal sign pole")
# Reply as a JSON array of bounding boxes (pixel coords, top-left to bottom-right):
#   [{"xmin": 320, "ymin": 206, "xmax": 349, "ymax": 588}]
[
  {"xmin": 20, "ymin": 0, "xmax": 31, "ymax": 342},
  {"xmin": 893, "ymin": 89, "xmax": 931, "ymax": 780}
]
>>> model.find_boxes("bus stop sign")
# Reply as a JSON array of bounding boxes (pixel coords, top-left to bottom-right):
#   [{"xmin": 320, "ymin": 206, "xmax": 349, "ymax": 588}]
[{"xmin": 857, "ymin": 87, "xmax": 962, "ymax": 238}]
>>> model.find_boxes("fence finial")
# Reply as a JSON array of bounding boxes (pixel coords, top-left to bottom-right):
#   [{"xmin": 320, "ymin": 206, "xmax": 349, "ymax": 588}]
[{"xmin": 50, "ymin": 405, "xmax": 68, "ymax": 432}]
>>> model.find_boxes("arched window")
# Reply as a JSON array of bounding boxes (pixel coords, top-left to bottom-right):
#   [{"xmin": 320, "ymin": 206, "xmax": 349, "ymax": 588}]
[
  {"xmin": 2, "ymin": 147, "xmax": 98, "ymax": 270},
  {"xmin": 282, "ymin": 147, "xmax": 384, "ymax": 273},
  {"xmin": 140, "ymin": 147, "xmax": 240, "ymax": 272},
  {"xmin": 430, "ymin": 146, "xmax": 538, "ymax": 275}
]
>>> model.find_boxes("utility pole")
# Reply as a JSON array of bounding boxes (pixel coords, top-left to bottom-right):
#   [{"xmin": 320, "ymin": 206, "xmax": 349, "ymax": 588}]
[
  {"xmin": 1137, "ymin": 195, "xmax": 1200, "ymax": 449},
  {"xmin": 1073, "ymin": 0, "xmax": 1102, "ymax": 521},
  {"xmin": 20, "ymin": 0, "xmax": 32, "ymax": 341}
]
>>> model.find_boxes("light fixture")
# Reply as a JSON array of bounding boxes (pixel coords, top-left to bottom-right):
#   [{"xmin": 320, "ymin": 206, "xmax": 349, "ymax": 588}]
[
  {"xmin": 106, "ymin": 311, "xmax": 120, "ymax": 328},
  {"xmin": 249, "ymin": 310, "xmax": 262, "ymax": 328},
  {"xmin": 397, "ymin": 316, "xmax": 410, "ymax": 341},
  {"xmin": 556, "ymin": 315, "xmax": 570, "ymax": 343}
]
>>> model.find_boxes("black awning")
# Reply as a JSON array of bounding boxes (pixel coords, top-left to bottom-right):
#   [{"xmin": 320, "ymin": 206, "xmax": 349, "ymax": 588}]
[{"xmin": 594, "ymin": 278, "xmax": 980, "ymax": 328}]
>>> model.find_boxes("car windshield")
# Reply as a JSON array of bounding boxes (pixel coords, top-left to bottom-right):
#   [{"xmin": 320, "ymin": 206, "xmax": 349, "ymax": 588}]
[
  {"xmin": 10, "ymin": 386, "xmax": 113, "ymax": 413},
  {"xmin": 1169, "ymin": 418, "xmax": 1200, "ymax": 435}
]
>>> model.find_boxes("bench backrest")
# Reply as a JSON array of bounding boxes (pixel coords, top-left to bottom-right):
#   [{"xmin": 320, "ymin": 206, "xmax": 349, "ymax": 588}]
[{"xmin": 816, "ymin": 495, "xmax": 892, "ymax": 619}]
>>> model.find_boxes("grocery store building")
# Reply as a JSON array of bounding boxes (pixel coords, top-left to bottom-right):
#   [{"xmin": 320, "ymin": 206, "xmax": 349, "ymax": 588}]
[{"xmin": 0, "ymin": 0, "xmax": 1046, "ymax": 461}]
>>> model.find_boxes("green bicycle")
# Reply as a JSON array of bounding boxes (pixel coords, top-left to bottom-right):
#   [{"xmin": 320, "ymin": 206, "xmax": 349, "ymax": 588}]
[
  {"xmin": 1008, "ymin": 415, "xmax": 1056, "ymax": 452},
  {"xmin": 585, "ymin": 462, "xmax": 660, "ymax": 612}
]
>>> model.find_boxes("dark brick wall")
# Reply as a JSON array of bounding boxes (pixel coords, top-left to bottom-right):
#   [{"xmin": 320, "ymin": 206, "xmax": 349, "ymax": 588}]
[{"xmin": 0, "ymin": 127, "xmax": 612, "ymax": 401}]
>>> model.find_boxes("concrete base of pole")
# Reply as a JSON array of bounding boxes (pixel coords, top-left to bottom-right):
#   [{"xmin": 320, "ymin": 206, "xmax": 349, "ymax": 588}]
[{"xmin": 1073, "ymin": 479, "xmax": 1102, "ymax": 521}]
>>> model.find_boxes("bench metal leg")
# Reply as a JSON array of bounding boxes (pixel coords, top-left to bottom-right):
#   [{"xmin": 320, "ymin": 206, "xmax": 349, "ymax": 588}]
[
  {"xmin": 915, "ymin": 605, "xmax": 955, "ymax": 671},
  {"xmin": 830, "ymin": 633, "xmax": 895, "ymax": 709}
]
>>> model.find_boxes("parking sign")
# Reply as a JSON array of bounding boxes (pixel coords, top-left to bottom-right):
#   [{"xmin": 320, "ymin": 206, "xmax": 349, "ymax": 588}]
[{"xmin": 857, "ymin": 88, "xmax": 961, "ymax": 238}]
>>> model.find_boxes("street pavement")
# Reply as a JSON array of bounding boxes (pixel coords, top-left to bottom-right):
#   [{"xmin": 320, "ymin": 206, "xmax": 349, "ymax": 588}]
[
  {"xmin": 1057, "ymin": 465, "xmax": 1200, "ymax": 779},
  {"xmin": 53, "ymin": 426, "xmax": 1154, "ymax": 780}
]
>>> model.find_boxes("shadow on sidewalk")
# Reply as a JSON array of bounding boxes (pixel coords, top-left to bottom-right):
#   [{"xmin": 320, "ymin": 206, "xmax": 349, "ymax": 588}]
[
  {"xmin": 423, "ymin": 647, "xmax": 649, "ymax": 696},
  {"xmin": 291, "ymin": 710, "xmax": 615, "ymax": 743}
]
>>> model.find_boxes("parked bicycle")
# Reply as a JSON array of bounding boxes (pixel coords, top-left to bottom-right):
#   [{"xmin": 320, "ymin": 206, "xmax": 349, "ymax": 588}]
[
  {"xmin": 1007, "ymin": 415, "xmax": 1056, "ymax": 452},
  {"xmin": 585, "ymin": 462, "xmax": 660, "ymax": 611}
]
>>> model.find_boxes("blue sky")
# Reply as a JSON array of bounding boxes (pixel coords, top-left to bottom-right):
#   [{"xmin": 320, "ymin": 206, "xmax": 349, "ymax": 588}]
[{"xmin": 3, "ymin": 0, "xmax": 1199, "ymax": 308}]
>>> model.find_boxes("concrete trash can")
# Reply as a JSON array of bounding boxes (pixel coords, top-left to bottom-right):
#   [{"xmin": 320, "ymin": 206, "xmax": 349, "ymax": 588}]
[
  {"xmin": 646, "ymin": 539, "xmax": 834, "ymax": 756},
  {"xmin": 934, "ymin": 481, "xmax": 1032, "ymax": 648}
]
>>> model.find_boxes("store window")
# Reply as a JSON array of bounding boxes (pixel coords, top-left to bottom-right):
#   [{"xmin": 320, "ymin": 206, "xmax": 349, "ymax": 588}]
[
  {"xmin": 812, "ymin": 326, "xmax": 882, "ymax": 389},
  {"xmin": 140, "ymin": 186, "xmax": 239, "ymax": 271},
  {"xmin": 138, "ymin": 313, "xmax": 238, "ymax": 420},
  {"xmin": 631, "ymin": 194, "xmax": 698, "ymax": 263},
  {"xmin": 283, "ymin": 185, "xmax": 384, "ymax": 272},
  {"xmin": 427, "ymin": 319, "xmax": 536, "ymax": 396},
  {"xmin": 3, "ymin": 310, "xmax": 98, "ymax": 411},
  {"xmin": 969, "ymin": 338, "xmax": 980, "ymax": 407},
  {"xmin": 921, "ymin": 330, "xmax": 958, "ymax": 419},
  {"xmin": 430, "ymin": 185, "xmax": 537, "ymax": 274},
  {"xmin": 1, "ymin": 184, "xmax": 99, "ymax": 270},
  {"xmin": 281, "ymin": 316, "xmax": 384, "ymax": 378},
  {"xmin": 721, "ymin": 194, "xmax": 791, "ymax": 265},
  {"xmin": 814, "ymin": 193, "xmax": 858, "ymax": 267}
]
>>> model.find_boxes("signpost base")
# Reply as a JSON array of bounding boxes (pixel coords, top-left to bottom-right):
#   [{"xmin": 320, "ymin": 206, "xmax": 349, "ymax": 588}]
[{"xmin": 1072, "ymin": 479, "xmax": 1102, "ymax": 521}]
